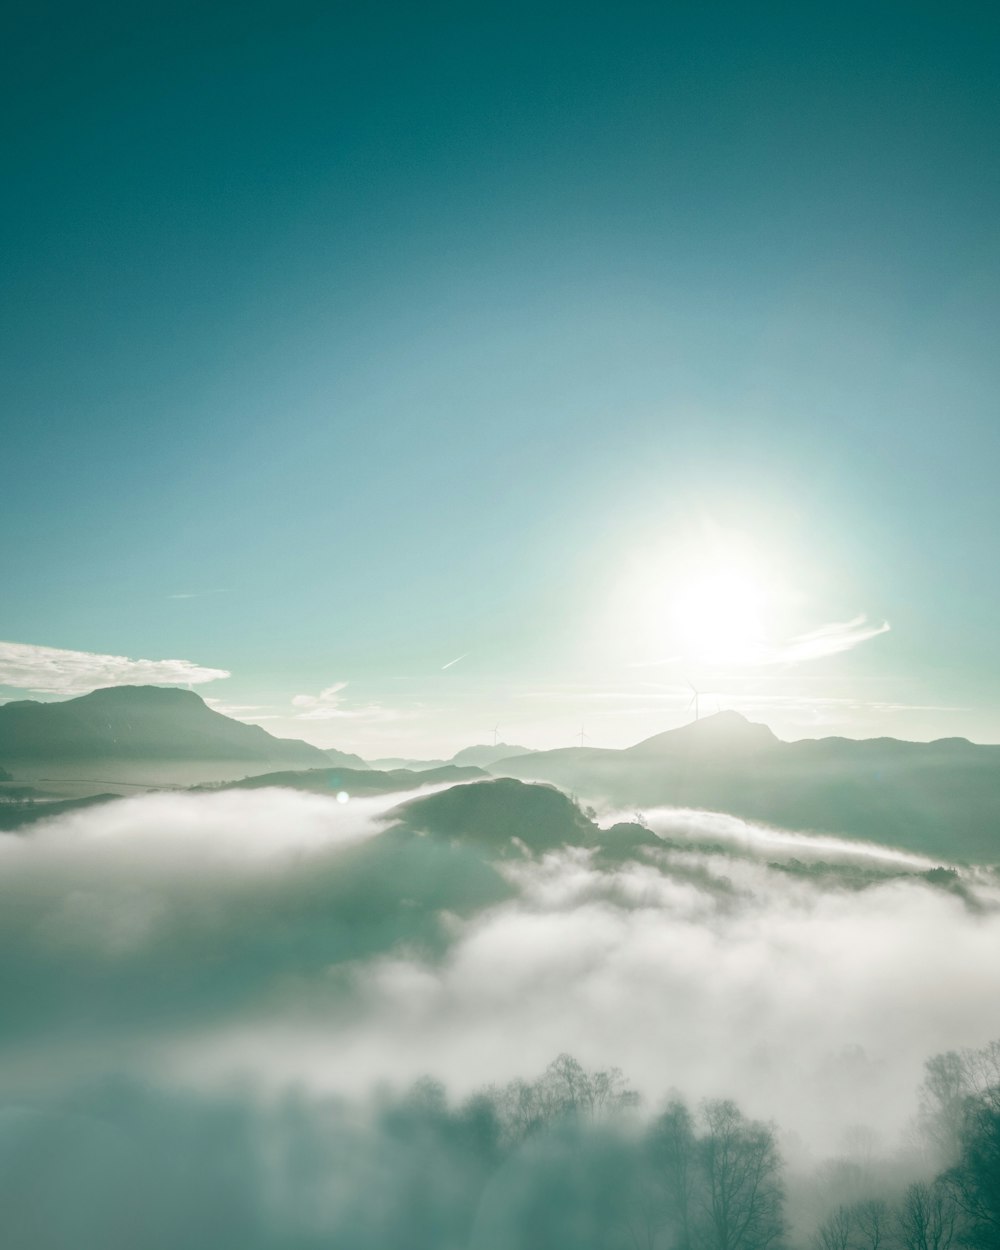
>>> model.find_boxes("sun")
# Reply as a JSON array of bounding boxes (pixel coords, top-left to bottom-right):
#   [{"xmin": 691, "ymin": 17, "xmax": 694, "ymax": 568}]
[
  {"xmin": 607, "ymin": 528, "xmax": 783, "ymax": 669},
  {"xmin": 670, "ymin": 565, "xmax": 769, "ymax": 665}
]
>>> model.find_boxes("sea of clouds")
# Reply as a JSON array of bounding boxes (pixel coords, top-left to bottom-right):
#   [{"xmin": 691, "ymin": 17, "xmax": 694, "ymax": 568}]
[{"xmin": 2, "ymin": 785, "xmax": 999, "ymax": 1246}]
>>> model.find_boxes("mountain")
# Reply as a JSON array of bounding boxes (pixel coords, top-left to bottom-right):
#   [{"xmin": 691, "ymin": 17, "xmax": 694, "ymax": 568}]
[
  {"xmin": 321, "ymin": 746, "xmax": 370, "ymax": 770},
  {"xmin": 368, "ymin": 757, "xmax": 450, "ymax": 772},
  {"xmin": 391, "ymin": 777, "xmax": 596, "ymax": 857},
  {"xmin": 450, "ymin": 743, "xmax": 536, "ymax": 768},
  {"xmin": 369, "ymin": 744, "xmax": 536, "ymax": 772},
  {"xmin": 0, "ymin": 686, "xmax": 330, "ymax": 777},
  {"xmin": 626, "ymin": 710, "xmax": 778, "ymax": 758},
  {"xmin": 0, "ymin": 763, "xmax": 489, "ymax": 834},
  {"xmin": 197, "ymin": 763, "xmax": 487, "ymax": 796},
  {"xmin": 490, "ymin": 711, "xmax": 1000, "ymax": 863},
  {"xmin": 389, "ymin": 777, "xmax": 670, "ymax": 864}
]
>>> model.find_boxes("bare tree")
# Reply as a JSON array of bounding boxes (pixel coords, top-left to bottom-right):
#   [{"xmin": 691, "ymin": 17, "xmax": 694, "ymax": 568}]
[
  {"xmin": 943, "ymin": 1101, "xmax": 1000, "ymax": 1248},
  {"xmin": 488, "ymin": 1053, "xmax": 638, "ymax": 1148},
  {"xmin": 897, "ymin": 1182, "xmax": 959, "ymax": 1250},
  {"xmin": 643, "ymin": 1099, "xmax": 697, "ymax": 1250},
  {"xmin": 697, "ymin": 1100, "xmax": 785, "ymax": 1250},
  {"xmin": 853, "ymin": 1198, "xmax": 892, "ymax": 1250},
  {"xmin": 816, "ymin": 1197, "xmax": 893, "ymax": 1250},
  {"xmin": 816, "ymin": 1204, "xmax": 854, "ymax": 1250},
  {"xmin": 919, "ymin": 1052, "xmax": 971, "ymax": 1161}
]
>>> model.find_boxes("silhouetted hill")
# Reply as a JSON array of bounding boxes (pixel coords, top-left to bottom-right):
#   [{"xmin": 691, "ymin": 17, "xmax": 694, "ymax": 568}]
[
  {"xmin": 390, "ymin": 777, "xmax": 596, "ymax": 857},
  {"xmin": 592, "ymin": 820, "xmax": 667, "ymax": 865},
  {"xmin": 490, "ymin": 711, "xmax": 1000, "ymax": 862},
  {"xmin": 368, "ymin": 757, "xmax": 450, "ymax": 771},
  {"xmin": 450, "ymin": 743, "xmax": 536, "ymax": 768},
  {"xmin": 369, "ymin": 744, "xmax": 536, "ymax": 771},
  {"xmin": 197, "ymin": 763, "xmax": 486, "ymax": 796},
  {"xmin": 627, "ymin": 710, "xmax": 779, "ymax": 757},
  {"xmin": 0, "ymin": 764, "xmax": 489, "ymax": 833},
  {"xmin": 0, "ymin": 686, "xmax": 330, "ymax": 771},
  {"xmin": 321, "ymin": 746, "xmax": 370, "ymax": 770}
]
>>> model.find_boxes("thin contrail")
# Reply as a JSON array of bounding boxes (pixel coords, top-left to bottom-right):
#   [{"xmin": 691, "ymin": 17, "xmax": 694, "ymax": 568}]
[{"xmin": 441, "ymin": 653, "xmax": 469, "ymax": 670}]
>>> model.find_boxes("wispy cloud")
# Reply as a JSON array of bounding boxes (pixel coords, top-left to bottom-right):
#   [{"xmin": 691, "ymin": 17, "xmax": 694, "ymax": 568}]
[
  {"xmin": 291, "ymin": 682, "xmax": 350, "ymax": 717},
  {"xmin": 0, "ymin": 640, "xmax": 230, "ymax": 696},
  {"xmin": 441, "ymin": 653, "xmax": 468, "ymax": 671},
  {"xmin": 721, "ymin": 692, "xmax": 966, "ymax": 715},
  {"xmin": 628, "ymin": 615, "xmax": 890, "ymax": 671},
  {"xmin": 202, "ymin": 697, "xmax": 280, "ymax": 722},
  {"xmin": 767, "ymin": 615, "xmax": 891, "ymax": 665},
  {"xmin": 167, "ymin": 589, "xmax": 229, "ymax": 600},
  {"xmin": 290, "ymin": 682, "xmax": 405, "ymax": 724}
]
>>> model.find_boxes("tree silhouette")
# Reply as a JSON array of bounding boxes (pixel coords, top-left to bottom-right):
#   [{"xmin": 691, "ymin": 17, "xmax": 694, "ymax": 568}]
[
  {"xmin": 943, "ymin": 1101, "xmax": 1000, "ymax": 1248},
  {"xmin": 697, "ymin": 1100, "xmax": 785, "ymax": 1250},
  {"xmin": 897, "ymin": 1182, "xmax": 959, "ymax": 1250}
]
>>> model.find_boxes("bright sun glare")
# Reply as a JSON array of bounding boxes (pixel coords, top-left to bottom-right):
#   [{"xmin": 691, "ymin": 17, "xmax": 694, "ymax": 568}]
[{"xmin": 670, "ymin": 567, "xmax": 768, "ymax": 664}]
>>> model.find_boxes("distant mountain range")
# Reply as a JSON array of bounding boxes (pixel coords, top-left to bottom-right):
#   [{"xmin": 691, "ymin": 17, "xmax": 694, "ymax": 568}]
[
  {"xmin": 196, "ymin": 762, "xmax": 486, "ymax": 797},
  {"xmin": 0, "ymin": 685, "xmax": 538, "ymax": 792},
  {"xmin": 0, "ymin": 686, "xmax": 331, "ymax": 775},
  {"xmin": 4, "ymin": 691, "xmax": 1000, "ymax": 863},
  {"xmin": 489, "ymin": 710, "xmax": 1000, "ymax": 862},
  {"xmin": 369, "ymin": 743, "xmax": 536, "ymax": 772},
  {"xmin": 321, "ymin": 746, "xmax": 370, "ymax": 769},
  {"xmin": 0, "ymin": 762, "xmax": 491, "ymax": 833}
]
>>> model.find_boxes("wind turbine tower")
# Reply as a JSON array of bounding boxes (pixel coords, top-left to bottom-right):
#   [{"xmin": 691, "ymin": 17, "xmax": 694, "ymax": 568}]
[{"xmin": 687, "ymin": 682, "xmax": 701, "ymax": 723}]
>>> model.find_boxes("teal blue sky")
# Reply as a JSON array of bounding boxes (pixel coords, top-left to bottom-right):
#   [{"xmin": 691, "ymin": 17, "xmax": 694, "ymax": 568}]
[{"xmin": 3, "ymin": 1, "xmax": 999, "ymax": 754}]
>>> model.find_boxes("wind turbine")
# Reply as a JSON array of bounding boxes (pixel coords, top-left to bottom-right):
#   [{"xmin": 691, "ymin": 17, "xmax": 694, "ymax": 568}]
[
  {"xmin": 686, "ymin": 681, "xmax": 701, "ymax": 723},
  {"xmin": 491, "ymin": 724, "xmax": 500, "ymax": 747},
  {"xmin": 577, "ymin": 726, "xmax": 590, "ymax": 749}
]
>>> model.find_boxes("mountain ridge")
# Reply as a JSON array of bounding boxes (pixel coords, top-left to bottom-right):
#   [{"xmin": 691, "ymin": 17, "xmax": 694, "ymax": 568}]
[
  {"xmin": 0, "ymin": 685, "xmax": 333, "ymax": 774},
  {"xmin": 488, "ymin": 710, "xmax": 1000, "ymax": 861}
]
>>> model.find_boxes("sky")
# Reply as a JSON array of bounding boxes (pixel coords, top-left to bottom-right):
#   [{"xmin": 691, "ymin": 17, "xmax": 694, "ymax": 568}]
[{"xmin": 2, "ymin": 0, "xmax": 999, "ymax": 756}]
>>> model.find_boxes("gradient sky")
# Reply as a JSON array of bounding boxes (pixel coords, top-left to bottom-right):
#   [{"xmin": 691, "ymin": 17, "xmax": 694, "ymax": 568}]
[{"xmin": 3, "ymin": 0, "xmax": 999, "ymax": 755}]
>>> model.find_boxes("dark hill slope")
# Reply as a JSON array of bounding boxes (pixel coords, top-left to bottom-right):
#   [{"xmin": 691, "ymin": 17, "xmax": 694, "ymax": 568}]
[
  {"xmin": 197, "ymin": 763, "xmax": 486, "ymax": 796},
  {"xmin": 450, "ymin": 743, "xmax": 536, "ymax": 768},
  {"xmin": 0, "ymin": 686, "xmax": 329, "ymax": 769},
  {"xmin": 391, "ymin": 777, "xmax": 596, "ymax": 857},
  {"xmin": 321, "ymin": 747, "xmax": 370, "ymax": 769}
]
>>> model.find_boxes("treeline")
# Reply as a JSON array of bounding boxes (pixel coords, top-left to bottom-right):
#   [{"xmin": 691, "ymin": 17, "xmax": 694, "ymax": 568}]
[
  {"xmin": 809, "ymin": 1040, "xmax": 1000, "ymax": 1250},
  {"xmin": 1, "ymin": 1045, "xmax": 999, "ymax": 1250}
]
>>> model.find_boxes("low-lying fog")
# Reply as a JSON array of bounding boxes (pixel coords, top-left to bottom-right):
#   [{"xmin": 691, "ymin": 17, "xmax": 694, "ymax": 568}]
[
  {"xmin": 3, "ymin": 785, "xmax": 998, "ymax": 1157},
  {"xmin": 3, "ymin": 784, "xmax": 998, "ymax": 1248}
]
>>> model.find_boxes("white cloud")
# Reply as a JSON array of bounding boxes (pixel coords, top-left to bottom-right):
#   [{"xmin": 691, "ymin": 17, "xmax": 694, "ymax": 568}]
[
  {"xmin": 290, "ymin": 682, "xmax": 405, "ymax": 724},
  {"xmin": 5, "ymin": 787, "xmax": 999, "ymax": 1159},
  {"xmin": 182, "ymin": 828, "xmax": 1000, "ymax": 1156},
  {"xmin": 291, "ymin": 682, "xmax": 349, "ymax": 712},
  {"xmin": 202, "ymin": 697, "xmax": 279, "ymax": 722},
  {"xmin": 629, "ymin": 616, "xmax": 891, "ymax": 671},
  {"xmin": 0, "ymin": 640, "xmax": 230, "ymax": 696},
  {"xmin": 9, "ymin": 788, "xmax": 997, "ymax": 1249},
  {"xmin": 767, "ymin": 615, "xmax": 891, "ymax": 665},
  {"xmin": 166, "ymin": 589, "xmax": 229, "ymax": 600}
]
